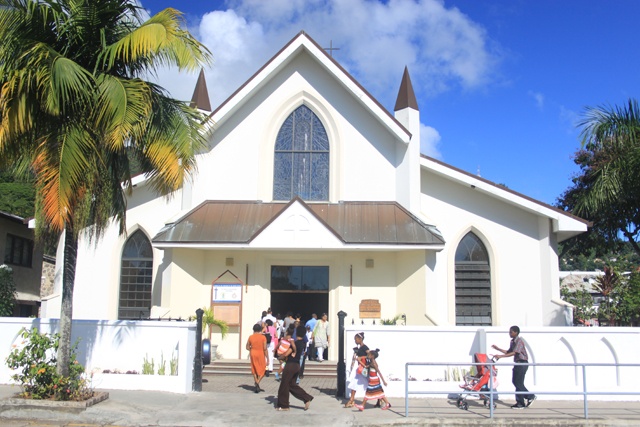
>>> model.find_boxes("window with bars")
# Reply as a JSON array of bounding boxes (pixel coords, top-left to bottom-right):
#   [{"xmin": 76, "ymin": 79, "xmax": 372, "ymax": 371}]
[
  {"xmin": 118, "ymin": 230, "xmax": 153, "ymax": 320},
  {"xmin": 455, "ymin": 232, "xmax": 492, "ymax": 326},
  {"xmin": 273, "ymin": 105, "xmax": 329, "ymax": 201},
  {"xmin": 4, "ymin": 233, "xmax": 33, "ymax": 267}
]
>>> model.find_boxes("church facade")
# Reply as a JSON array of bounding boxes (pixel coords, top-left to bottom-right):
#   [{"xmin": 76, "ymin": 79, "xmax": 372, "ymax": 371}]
[{"xmin": 42, "ymin": 32, "xmax": 587, "ymax": 360}]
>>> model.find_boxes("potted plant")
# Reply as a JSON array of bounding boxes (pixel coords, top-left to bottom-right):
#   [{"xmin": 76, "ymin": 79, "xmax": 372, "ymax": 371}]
[{"xmin": 202, "ymin": 307, "xmax": 228, "ymax": 361}]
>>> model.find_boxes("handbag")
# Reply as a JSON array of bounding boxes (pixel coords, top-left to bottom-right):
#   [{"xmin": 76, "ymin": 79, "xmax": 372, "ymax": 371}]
[{"xmin": 356, "ymin": 363, "xmax": 369, "ymax": 377}]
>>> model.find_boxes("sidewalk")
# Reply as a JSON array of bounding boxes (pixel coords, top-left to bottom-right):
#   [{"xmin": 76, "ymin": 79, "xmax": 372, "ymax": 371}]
[{"xmin": 1, "ymin": 374, "xmax": 640, "ymax": 426}]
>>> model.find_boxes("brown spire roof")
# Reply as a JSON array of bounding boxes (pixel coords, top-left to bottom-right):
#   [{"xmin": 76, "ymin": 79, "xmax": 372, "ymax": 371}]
[
  {"xmin": 394, "ymin": 66, "xmax": 418, "ymax": 111},
  {"xmin": 190, "ymin": 68, "xmax": 211, "ymax": 111}
]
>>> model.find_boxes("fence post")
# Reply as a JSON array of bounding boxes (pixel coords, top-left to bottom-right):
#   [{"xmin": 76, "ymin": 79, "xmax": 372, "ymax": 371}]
[
  {"xmin": 582, "ymin": 364, "xmax": 588, "ymax": 419},
  {"xmin": 336, "ymin": 310, "xmax": 347, "ymax": 398},
  {"xmin": 193, "ymin": 308, "xmax": 204, "ymax": 392}
]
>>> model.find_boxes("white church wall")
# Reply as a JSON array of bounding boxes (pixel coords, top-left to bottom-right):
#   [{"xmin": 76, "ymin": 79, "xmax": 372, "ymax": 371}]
[
  {"xmin": 396, "ymin": 251, "xmax": 428, "ymax": 325},
  {"xmin": 0, "ymin": 318, "xmax": 195, "ymax": 394},
  {"xmin": 45, "ymin": 181, "xmax": 185, "ymax": 321},
  {"xmin": 189, "ymin": 51, "xmax": 400, "ymax": 208},
  {"xmin": 345, "ymin": 326, "xmax": 640, "ymax": 400},
  {"xmin": 421, "ymin": 170, "xmax": 554, "ymax": 326}
]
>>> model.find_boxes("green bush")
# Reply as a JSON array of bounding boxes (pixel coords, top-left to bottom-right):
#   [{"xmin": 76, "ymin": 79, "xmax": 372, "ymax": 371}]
[
  {"xmin": 6, "ymin": 328, "xmax": 92, "ymax": 400},
  {"xmin": 0, "ymin": 265, "xmax": 17, "ymax": 316}
]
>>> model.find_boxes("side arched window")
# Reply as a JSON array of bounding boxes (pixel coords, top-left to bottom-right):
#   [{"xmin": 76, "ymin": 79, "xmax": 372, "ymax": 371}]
[
  {"xmin": 119, "ymin": 230, "xmax": 153, "ymax": 320},
  {"xmin": 273, "ymin": 105, "xmax": 329, "ymax": 201},
  {"xmin": 455, "ymin": 232, "xmax": 491, "ymax": 326}
]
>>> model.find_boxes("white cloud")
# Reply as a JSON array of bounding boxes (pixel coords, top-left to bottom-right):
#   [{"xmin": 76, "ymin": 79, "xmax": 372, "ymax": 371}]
[
  {"xmin": 559, "ymin": 105, "xmax": 580, "ymax": 135},
  {"xmin": 420, "ymin": 124, "xmax": 442, "ymax": 159},
  {"xmin": 143, "ymin": 0, "xmax": 500, "ymax": 112},
  {"xmin": 528, "ymin": 90, "xmax": 544, "ymax": 110}
]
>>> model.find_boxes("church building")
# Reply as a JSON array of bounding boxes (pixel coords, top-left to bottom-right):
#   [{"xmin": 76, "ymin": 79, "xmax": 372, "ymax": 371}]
[{"xmin": 42, "ymin": 32, "xmax": 587, "ymax": 360}]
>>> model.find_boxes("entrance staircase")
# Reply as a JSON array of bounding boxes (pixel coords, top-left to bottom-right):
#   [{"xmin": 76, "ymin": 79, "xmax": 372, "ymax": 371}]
[{"xmin": 204, "ymin": 359, "xmax": 337, "ymax": 378}]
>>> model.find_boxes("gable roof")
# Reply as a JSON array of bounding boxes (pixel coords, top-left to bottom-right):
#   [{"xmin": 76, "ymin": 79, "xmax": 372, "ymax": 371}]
[
  {"xmin": 204, "ymin": 31, "xmax": 411, "ymax": 144},
  {"xmin": 152, "ymin": 198, "xmax": 444, "ymax": 249},
  {"xmin": 420, "ymin": 155, "xmax": 589, "ymax": 242}
]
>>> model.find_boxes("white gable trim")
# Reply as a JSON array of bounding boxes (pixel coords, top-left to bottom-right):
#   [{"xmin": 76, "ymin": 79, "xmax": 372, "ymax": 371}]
[
  {"xmin": 421, "ymin": 156, "xmax": 587, "ymax": 237},
  {"xmin": 205, "ymin": 32, "xmax": 411, "ymax": 144}
]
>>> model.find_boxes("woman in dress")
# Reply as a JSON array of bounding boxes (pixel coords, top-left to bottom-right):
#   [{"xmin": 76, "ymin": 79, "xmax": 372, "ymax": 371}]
[
  {"xmin": 246, "ymin": 323, "xmax": 268, "ymax": 393},
  {"xmin": 276, "ymin": 325, "xmax": 314, "ymax": 411},
  {"xmin": 344, "ymin": 332, "xmax": 369, "ymax": 408},
  {"xmin": 312, "ymin": 313, "xmax": 329, "ymax": 362},
  {"xmin": 355, "ymin": 348, "xmax": 391, "ymax": 411}
]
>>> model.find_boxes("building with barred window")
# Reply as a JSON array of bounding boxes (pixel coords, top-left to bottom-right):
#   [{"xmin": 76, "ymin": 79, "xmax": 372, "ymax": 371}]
[{"xmin": 43, "ymin": 32, "xmax": 587, "ymax": 359}]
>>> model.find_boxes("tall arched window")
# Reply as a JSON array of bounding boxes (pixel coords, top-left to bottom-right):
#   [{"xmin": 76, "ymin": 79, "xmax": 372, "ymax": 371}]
[
  {"xmin": 119, "ymin": 230, "xmax": 153, "ymax": 320},
  {"xmin": 455, "ymin": 232, "xmax": 491, "ymax": 326},
  {"xmin": 273, "ymin": 105, "xmax": 329, "ymax": 201}
]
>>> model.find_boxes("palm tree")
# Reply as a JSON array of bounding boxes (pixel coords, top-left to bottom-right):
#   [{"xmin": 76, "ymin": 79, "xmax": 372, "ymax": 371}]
[
  {"xmin": 202, "ymin": 307, "xmax": 229, "ymax": 340},
  {"xmin": 593, "ymin": 266, "xmax": 620, "ymax": 325},
  {"xmin": 575, "ymin": 99, "xmax": 640, "ymax": 257},
  {"xmin": 0, "ymin": 0, "xmax": 211, "ymax": 376}
]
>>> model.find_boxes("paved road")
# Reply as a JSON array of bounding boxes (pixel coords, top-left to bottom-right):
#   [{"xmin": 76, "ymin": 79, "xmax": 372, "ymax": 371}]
[{"xmin": 2, "ymin": 375, "xmax": 640, "ymax": 426}]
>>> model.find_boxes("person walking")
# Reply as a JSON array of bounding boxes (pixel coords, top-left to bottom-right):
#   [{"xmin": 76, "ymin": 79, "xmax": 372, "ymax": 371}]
[
  {"xmin": 305, "ymin": 314, "xmax": 318, "ymax": 360},
  {"xmin": 492, "ymin": 325, "xmax": 536, "ymax": 409},
  {"xmin": 313, "ymin": 313, "xmax": 329, "ymax": 362},
  {"xmin": 344, "ymin": 332, "xmax": 369, "ymax": 408},
  {"xmin": 246, "ymin": 323, "xmax": 268, "ymax": 393},
  {"xmin": 264, "ymin": 319, "xmax": 278, "ymax": 377},
  {"xmin": 276, "ymin": 325, "xmax": 314, "ymax": 411},
  {"xmin": 355, "ymin": 348, "xmax": 391, "ymax": 411}
]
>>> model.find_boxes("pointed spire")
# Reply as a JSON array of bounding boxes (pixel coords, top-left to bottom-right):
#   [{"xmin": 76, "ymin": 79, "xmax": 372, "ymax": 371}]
[
  {"xmin": 190, "ymin": 68, "xmax": 211, "ymax": 111},
  {"xmin": 394, "ymin": 66, "xmax": 418, "ymax": 112}
]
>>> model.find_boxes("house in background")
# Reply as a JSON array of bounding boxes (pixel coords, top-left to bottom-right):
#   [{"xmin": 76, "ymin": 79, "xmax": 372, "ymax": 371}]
[
  {"xmin": 0, "ymin": 210, "xmax": 42, "ymax": 316},
  {"xmin": 43, "ymin": 32, "xmax": 588, "ymax": 359}
]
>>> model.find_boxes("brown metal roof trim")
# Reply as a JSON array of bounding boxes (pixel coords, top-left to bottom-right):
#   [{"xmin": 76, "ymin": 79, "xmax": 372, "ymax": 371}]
[
  {"xmin": 190, "ymin": 68, "xmax": 212, "ymax": 111},
  {"xmin": 394, "ymin": 66, "xmax": 419, "ymax": 111},
  {"xmin": 152, "ymin": 198, "xmax": 444, "ymax": 246}
]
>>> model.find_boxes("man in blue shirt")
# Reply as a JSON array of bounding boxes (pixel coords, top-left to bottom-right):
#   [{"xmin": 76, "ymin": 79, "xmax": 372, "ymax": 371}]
[{"xmin": 305, "ymin": 314, "xmax": 318, "ymax": 361}]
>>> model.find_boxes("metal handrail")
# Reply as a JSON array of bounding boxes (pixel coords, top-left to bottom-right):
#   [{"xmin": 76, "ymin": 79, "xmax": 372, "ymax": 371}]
[{"xmin": 404, "ymin": 361, "xmax": 640, "ymax": 419}]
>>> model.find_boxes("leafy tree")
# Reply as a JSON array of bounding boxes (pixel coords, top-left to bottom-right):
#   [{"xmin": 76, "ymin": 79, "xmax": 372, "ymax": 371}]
[
  {"xmin": 0, "ymin": 264, "xmax": 17, "ymax": 316},
  {"xmin": 560, "ymin": 99, "xmax": 640, "ymax": 259},
  {"xmin": 0, "ymin": 0, "xmax": 211, "ymax": 376},
  {"xmin": 613, "ymin": 271, "xmax": 640, "ymax": 326}
]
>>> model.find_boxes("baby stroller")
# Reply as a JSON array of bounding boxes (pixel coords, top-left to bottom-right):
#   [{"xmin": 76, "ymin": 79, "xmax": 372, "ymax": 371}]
[{"xmin": 456, "ymin": 353, "xmax": 498, "ymax": 410}]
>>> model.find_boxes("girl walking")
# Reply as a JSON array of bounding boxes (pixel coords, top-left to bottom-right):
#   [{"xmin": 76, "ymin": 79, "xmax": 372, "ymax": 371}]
[{"xmin": 355, "ymin": 349, "xmax": 391, "ymax": 411}]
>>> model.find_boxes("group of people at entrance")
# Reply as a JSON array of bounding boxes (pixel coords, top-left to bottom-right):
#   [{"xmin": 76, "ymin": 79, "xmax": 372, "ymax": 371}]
[{"xmin": 245, "ymin": 307, "xmax": 330, "ymax": 411}]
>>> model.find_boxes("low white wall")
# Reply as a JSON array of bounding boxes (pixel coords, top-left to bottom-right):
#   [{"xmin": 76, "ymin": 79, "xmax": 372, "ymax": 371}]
[
  {"xmin": 344, "ymin": 326, "xmax": 640, "ymax": 401},
  {"xmin": 0, "ymin": 318, "xmax": 196, "ymax": 394}
]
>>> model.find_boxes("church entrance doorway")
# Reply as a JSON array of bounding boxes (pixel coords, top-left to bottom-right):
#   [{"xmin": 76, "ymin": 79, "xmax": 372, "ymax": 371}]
[{"xmin": 269, "ymin": 266, "xmax": 329, "ymax": 323}]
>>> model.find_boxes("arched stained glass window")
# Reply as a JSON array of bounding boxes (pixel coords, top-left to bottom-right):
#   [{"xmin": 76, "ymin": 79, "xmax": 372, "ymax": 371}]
[
  {"xmin": 455, "ymin": 232, "xmax": 491, "ymax": 326},
  {"xmin": 118, "ymin": 230, "xmax": 153, "ymax": 320},
  {"xmin": 273, "ymin": 105, "xmax": 329, "ymax": 201}
]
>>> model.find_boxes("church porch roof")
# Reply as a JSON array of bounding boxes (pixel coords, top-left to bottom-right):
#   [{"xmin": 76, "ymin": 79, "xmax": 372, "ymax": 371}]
[{"xmin": 152, "ymin": 199, "xmax": 444, "ymax": 248}]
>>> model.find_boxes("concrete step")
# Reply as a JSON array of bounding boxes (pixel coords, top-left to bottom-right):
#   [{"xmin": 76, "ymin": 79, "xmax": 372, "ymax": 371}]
[{"xmin": 204, "ymin": 359, "xmax": 337, "ymax": 378}]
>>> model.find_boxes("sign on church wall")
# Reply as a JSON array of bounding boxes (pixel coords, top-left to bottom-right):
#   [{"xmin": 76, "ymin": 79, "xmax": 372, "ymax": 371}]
[{"xmin": 359, "ymin": 299, "xmax": 381, "ymax": 319}]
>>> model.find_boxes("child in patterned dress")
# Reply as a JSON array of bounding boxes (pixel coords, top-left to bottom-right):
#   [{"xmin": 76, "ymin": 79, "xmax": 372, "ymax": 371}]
[{"xmin": 355, "ymin": 348, "xmax": 391, "ymax": 411}]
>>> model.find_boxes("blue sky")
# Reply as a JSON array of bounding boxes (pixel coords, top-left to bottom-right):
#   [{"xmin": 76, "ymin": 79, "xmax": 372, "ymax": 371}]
[{"xmin": 140, "ymin": 0, "xmax": 639, "ymax": 206}]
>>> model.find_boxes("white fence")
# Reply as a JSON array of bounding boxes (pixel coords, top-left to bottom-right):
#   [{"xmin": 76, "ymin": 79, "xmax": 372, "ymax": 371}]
[
  {"xmin": 0, "ymin": 318, "xmax": 196, "ymax": 394},
  {"xmin": 344, "ymin": 326, "xmax": 640, "ymax": 401}
]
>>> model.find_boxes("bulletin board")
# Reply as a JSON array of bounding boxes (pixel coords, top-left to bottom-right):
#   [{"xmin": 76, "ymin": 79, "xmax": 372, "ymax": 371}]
[{"xmin": 210, "ymin": 272, "xmax": 243, "ymax": 326}]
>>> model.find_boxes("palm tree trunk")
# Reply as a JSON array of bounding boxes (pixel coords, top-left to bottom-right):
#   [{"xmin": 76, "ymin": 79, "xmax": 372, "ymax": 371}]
[{"xmin": 56, "ymin": 223, "xmax": 77, "ymax": 377}]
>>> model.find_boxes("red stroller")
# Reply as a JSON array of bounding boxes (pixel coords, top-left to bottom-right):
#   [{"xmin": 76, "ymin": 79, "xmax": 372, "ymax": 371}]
[{"xmin": 456, "ymin": 353, "xmax": 498, "ymax": 410}]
